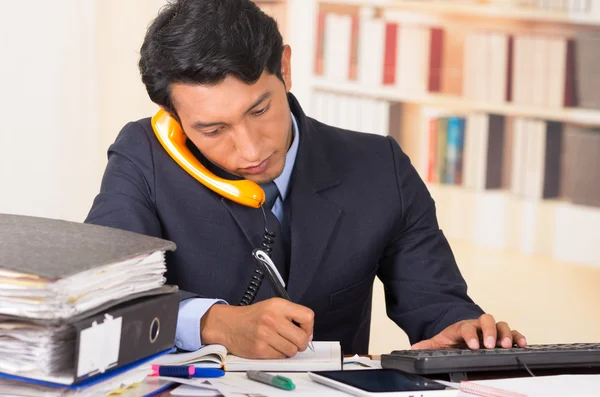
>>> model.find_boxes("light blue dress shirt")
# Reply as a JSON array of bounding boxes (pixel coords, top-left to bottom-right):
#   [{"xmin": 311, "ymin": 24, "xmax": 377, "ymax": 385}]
[{"xmin": 175, "ymin": 113, "xmax": 300, "ymax": 351}]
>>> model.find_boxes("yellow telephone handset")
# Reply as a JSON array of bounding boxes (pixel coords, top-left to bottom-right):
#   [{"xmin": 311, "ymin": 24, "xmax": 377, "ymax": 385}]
[{"xmin": 151, "ymin": 109, "xmax": 265, "ymax": 208}]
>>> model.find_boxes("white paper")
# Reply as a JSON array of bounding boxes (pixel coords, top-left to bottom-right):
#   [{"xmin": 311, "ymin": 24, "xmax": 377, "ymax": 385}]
[
  {"xmin": 155, "ymin": 341, "xmax": 341, "ymax": 372},
  {"xmin": 0, "ymin": 322, "xmax": 75, "ymax": 376},
  {"xmin": 0, "ymin": 251, "xmax": 167, "ymax": 320},
  {"xmin": 228, "ymin": 343, "xmax": 331, "ymax": 364},
  {"xmin": 152, "ymin": 343, "xmax": 228, "ymax": 366},
  {"xmin": 224, "ymin": 342, "xmax": 342, "ymax": 372},
  {"xmin": 0, "ymin": 363, "xmax": 151, "ymax": 396},
  {"xmin": 343, "ymin": 354, "xmax": 382, "ymax": 369},
  {"xmin": 171, "ymin": 384, "xmax": 222, "ymax": 396},
  {"xmin": 462, "ymin": 374, "xmax": 600, "ymax": 397},
  {"xmin": 77, "ymin": 314, "xmax": 122, "ymax": 376},
  {"xmin": 169, "ymin": 372, "xmax": 350, "ymax": 397}
]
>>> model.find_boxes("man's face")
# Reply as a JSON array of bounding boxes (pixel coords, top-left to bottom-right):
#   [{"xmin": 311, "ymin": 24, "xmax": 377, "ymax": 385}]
[{"xmin": 169, "ymin": 48, "xmax": 293, "ymax": 184}]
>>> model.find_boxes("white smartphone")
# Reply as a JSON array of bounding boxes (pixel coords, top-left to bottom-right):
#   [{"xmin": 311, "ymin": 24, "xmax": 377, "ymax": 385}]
[{"xmin": 308, "ymin": 369, "xmax": 452, "ymax": 397}]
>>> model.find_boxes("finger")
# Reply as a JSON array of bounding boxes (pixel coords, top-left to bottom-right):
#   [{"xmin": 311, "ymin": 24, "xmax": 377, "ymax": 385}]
[
  {"xmin": 268, "ymin": 333, "xmax": 300, "ymax": 358},
  {"xmin": 512, "ymin": 330, "xmax": 527, "ymax": 347},
  {"xmin": 496, "ymin": 321, "xmax": 512, "ymax": 348},
  {"xmin": 479, "ymin": 314, "xmax": 498, "ymax": 349},
  {"xmin": 277, "ymin": 320, "xmax": 311, "ymax": 352},
  {"xmin": 287, "ymin": 303, "xmax": 314, "ymax": 337},
  {"xmin": 252, "ymin": 341, "xmax": 289, "ymax": 359},
  {"xmin": 461, "ymin": 321, "xmax": 481, "ymax": 350},
  {"xmin": 411, "ymin": 339, "xmax": 437, "ymax": 350}
]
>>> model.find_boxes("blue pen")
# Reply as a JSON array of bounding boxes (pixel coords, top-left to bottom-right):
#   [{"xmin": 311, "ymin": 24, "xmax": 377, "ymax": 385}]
[{"xmin": 151, "ymin": 365, "xmax": 225, "ymax": 378}]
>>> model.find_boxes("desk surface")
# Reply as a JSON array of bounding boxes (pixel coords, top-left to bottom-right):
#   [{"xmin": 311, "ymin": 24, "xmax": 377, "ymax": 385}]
[
  {"xmin": 152, "ymin": 355, "xmax": 380, "ymax": 397},
  {"xmin": 139, "ymin": 356, "xmax": 600, "ymax": 397}
]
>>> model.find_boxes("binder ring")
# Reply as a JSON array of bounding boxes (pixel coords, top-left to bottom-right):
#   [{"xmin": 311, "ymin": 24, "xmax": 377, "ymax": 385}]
[{"xmin": 149, "ymin": 317, "xmax": 160, "ymax": 343}]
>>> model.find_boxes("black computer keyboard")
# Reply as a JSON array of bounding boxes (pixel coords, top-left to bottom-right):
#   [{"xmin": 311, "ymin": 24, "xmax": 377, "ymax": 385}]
[{"xmin": 381, "ymin": 343, "xmax": 600, "ymax": 375}]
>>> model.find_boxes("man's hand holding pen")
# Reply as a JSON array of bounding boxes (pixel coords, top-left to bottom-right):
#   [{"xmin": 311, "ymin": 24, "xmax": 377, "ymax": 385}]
[{"xmin": 201, "ymin": 298, "xmax": 315, "ymax": 359}]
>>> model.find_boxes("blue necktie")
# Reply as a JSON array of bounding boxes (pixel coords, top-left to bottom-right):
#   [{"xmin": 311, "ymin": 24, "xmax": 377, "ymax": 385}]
[
  {"xmin": 262, "ymin": 182, "xmax": 279, "ymax": 211},
  {"xmin": 260, "ymin": 182, "xmax": 289, "ymax": 282}
]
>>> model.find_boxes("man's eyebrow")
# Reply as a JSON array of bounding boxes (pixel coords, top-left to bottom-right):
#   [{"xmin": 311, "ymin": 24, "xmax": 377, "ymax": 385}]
[
  {"xmin": 190, "ymin": 91, "xmax": 273, "ymax": 130},
  {"xmin": 243, "ymin": 91, "xmax": 272, "ymax": 115}
]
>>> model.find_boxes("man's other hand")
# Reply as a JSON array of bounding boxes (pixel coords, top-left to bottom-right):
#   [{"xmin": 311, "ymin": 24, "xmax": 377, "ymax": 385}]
[
  {"xmin": 411, "ymin": 314, "xmax": 527, "ymax": 350},
  {"xmin": 200, "ymin": 297, "xmax": 314, "ymax": 359}
]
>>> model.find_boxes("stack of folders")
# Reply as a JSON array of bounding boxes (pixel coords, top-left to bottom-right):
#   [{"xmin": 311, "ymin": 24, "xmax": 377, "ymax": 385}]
[{"xmin": 0, "ymin": 213, "xmax": 181, "ymax": 396}]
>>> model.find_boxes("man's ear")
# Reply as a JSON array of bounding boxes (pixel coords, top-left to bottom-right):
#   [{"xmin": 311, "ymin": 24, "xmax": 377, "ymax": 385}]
[{"xmin": 281, "ymin": 45, "xmax": 292, "ymax": 92}]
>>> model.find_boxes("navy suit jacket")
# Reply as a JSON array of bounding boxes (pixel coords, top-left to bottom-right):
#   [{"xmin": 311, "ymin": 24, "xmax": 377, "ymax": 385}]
[{"xmin": 85, "ymin": 93, "xmax": 484, "ymax": 354}]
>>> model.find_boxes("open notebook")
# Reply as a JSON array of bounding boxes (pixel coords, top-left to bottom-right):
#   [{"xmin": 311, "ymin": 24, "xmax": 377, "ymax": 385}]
[{"xmin": 152, "ymin": 341, "xmax": 342, "ymax": 372}]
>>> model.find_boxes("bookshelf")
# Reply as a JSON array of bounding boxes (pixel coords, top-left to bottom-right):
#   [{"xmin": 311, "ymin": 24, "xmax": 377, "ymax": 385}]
[
  {"xmin": 309, "ymin": 0, "xmax": 600, "ymax": 268},
  {"xmin": 321, "ymin": 0, "xmax": 600, "ymax": 26},
  {"xmin": 311, "ymin": 77, "xmax": 600, "ymax": 125}
]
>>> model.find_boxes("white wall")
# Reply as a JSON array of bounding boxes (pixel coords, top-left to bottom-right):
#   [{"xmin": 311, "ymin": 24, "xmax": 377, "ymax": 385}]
[
  {"xmin": 0, "ymin": 1, "xmax": 97, "ymax": 221},
  {"xmin": 94, "ymin": 0, "xmax": 165, "ymax": 160},
  {"xmin": 0, "ymin": 0, "xmax": 165, "ymax": 222}
]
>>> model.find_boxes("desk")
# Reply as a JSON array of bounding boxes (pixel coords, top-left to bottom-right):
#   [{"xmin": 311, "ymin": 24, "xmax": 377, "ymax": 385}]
[
  {"xmin": 142, "ymin": 356, "xmax": 600, "ymax": 397},
  {"xmin": 149, "ymin": 355, "xmax": 380, "ymax": 397}
]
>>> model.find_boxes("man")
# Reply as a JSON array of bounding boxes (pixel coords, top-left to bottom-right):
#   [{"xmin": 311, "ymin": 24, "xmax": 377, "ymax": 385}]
[{"xmin": 85, "ymin": 0, "xmax": 526, "ymax": 358}]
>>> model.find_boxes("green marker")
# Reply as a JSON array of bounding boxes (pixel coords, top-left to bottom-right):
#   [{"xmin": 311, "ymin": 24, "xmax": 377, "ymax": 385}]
[{"xmin": 246, "ymin": 370, "xmax": 296, "ymax": 391}]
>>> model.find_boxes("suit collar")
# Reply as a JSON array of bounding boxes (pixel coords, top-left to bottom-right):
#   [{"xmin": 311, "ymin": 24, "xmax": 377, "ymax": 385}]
[
  {"xmin": 271, "ymin": 112, "xmax": 300, "ymax": 201},
  {"xmin": 286, "ymin": 93, "xmax": 340, "ymax": 193}
]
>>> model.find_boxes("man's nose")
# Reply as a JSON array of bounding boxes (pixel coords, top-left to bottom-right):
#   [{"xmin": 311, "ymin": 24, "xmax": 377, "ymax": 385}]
[{"xmin": 234, "ymin": 125, "xmax": 262, "ymax": 162}]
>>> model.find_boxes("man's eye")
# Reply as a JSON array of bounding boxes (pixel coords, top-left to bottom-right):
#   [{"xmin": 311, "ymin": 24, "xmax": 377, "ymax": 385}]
[
  {"xmin": 202, "ymin": 127, "xmax": 222, "ymax": 137},
  {"xmin": 253, "ymin": 103, "xmax": 270, "ymax": 116}
]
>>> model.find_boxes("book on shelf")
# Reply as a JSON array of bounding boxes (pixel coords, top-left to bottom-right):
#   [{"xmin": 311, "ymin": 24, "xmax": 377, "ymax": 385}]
[
  {"xmin": 444, "ymin": 116, "xmax": 466, "ymax": 185},
  {"xmin": 152, "ymin": 341, "xmax": 343, "ymax": 372},
  {"xmin": 563, "ymin": 124, "xmax": 600, "ymax": 208},
  {"xmin": 463, "ymin": 113, "xmax": 506, "ymax": 190},
  {"xmin": 313, "ymin": 2, "xmax": 586, "ymax": 112},
  {"xmin": 574, "ymin": 30, "xmax": 600, "ymax": 110},
  {"xmin": 311, "ymin": 90, "xmax": 402, "ymax": 138}
]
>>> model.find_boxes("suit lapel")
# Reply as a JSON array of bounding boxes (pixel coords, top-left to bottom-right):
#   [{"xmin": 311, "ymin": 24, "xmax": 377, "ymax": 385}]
[
  {"xmin": 286, "ymin": 95, "xmax": 342, "ymax": 301},
  {"xmin": 221, "ymin": 198, "xmax": 287, "ymax": 298},
  {"xmin": 287, "ymin": 172, "xmax": 341, "ymax": 301},
  {"xmin": 221, "ymin": 198, "xmax": 264, "ymax": 249}
]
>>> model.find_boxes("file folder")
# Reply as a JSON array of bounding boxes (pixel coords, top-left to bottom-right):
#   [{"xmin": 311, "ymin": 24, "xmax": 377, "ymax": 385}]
[
  {"xmin": 0, "ymin": 213, "xmax": 177, "ymax": 321},
  {"xmin": 0, "ymin": 286, "xmax": 180, "ymax": 386}
]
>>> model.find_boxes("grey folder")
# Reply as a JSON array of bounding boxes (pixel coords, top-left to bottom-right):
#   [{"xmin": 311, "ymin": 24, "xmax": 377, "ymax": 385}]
[
  {"xmin": 0, "ymin": 213, "xmax": 180, "ymax": 385},
  {"xmin": 0, "ymin": 213, "xmax": 175, "ymax": 279},
  {"xmin": 0, "ymin": 213, "xmax": 177, "ymax": 320}
]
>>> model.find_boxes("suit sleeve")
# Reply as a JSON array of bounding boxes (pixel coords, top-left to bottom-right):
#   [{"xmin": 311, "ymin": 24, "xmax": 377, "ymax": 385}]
[
  {"xmin": 84, "ymin": 122, "xmax": 199, "ymax": 300},
  {"xmin": 85, "ymin": 122, "xmax": 162, "ymax": 236},
  {"xmin": 378, "ymin": 136, "xmax": 485, "ymax": 345}
]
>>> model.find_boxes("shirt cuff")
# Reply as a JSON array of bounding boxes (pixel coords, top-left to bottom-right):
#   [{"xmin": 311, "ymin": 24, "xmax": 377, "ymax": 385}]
[{"xmin": 175, "ymin": 298, "xmax": 227, "ymax": 351}]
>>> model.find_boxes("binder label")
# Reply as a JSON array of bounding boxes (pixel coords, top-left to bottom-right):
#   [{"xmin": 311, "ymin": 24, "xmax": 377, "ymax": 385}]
[{"xmin": 77, "ymin": 314, "xmax": 123, "ymax": 377}]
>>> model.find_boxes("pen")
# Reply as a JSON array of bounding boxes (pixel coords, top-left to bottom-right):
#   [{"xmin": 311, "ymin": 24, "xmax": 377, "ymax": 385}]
[
  {"xmin": 150, "ymin": 365, "xmax": 225, "ymax": 378},
  {"xmin": 246, "ymin": 370, "xmax": 296, "ymax": 391},
  {"xmin": 252, "ymin": 249, "xmax": 315, "ymax": 352}
]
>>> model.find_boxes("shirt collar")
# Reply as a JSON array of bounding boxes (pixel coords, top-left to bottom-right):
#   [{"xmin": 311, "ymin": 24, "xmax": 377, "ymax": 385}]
[{"xmin": 272, "ymin": 112, "xmax": 299, "ymax": 201}]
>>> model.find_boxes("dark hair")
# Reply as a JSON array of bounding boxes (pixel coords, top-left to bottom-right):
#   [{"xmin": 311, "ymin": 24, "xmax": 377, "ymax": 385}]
[{"xmin": 139, "ymin": 0, "xmax": 284, "ymax": 116}]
